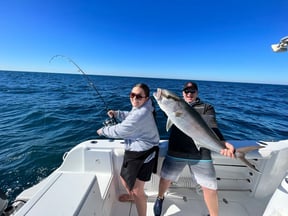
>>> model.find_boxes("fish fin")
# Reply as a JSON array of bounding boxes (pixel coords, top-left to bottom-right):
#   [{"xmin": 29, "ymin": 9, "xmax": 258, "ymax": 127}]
[
  {"xmin": 174, "ymin": 110, "xmax": 183, "ymax": 117},
  {"xmin": 236, "ymin": 146, "xmax": 265, "ymax": 173},
  {"xmin": 166, "ymin": 119, "xmax": 174, "ymax": 131},
  {"xmin": 194, "ymin": 141, "xmax": 201, "ymax": 151}
]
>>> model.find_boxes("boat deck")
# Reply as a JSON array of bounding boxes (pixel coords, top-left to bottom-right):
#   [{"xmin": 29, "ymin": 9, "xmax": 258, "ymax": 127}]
[{"xmin": 111, "ymin": 188, "xmax": 267, "ymax": 216}]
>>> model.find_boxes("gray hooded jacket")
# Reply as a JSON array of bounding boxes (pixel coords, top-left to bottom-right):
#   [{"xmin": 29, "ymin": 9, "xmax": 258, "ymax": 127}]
[{"xmin": 101, "ymin": 99, "xmax": 160, "ymax": 151}]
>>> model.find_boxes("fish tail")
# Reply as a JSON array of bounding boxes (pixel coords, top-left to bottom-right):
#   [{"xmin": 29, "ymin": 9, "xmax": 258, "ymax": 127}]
[{"xmin": 236, "ymin": 146, "xmax": 265, "ymax": 173}]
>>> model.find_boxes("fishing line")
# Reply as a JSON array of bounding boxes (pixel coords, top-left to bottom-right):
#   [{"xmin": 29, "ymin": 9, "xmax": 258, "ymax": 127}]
[{"xmin": 49, "ymin": 55, "xmax": 117, "ymax": 126}]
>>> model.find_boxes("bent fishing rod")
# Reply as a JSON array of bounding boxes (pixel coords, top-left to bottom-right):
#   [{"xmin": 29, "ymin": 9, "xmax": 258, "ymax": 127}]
[{"xmin": 49, "ymin": 55, "xmax": 117, "ymax": 126}]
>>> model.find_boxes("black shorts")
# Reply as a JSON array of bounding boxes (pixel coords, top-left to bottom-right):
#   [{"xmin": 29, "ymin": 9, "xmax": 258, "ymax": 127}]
[
  {"xmin": 137, "ymin": 157, "xmax": 156, "ymax": 181},
  {"xmin": 120, "ymin": 147, "xmax": 158, "ymax": 190}
]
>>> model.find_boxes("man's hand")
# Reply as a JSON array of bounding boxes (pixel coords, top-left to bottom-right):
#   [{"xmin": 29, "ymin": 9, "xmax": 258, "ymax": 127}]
[{"xmin": 220, "ymin": 142, "xmax": 235, "ymax": 158}]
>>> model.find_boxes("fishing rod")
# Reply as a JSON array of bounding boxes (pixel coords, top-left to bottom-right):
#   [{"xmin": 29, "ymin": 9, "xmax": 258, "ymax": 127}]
[{"xmin": 49, "ymin": 55, "xmax": 117, "ymax": 126}]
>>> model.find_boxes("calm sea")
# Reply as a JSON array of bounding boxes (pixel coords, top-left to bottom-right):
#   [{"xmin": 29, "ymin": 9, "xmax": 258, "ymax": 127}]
[{"xmin": 0, "ymin": 70, "xmax": 287, "ymax": 202}]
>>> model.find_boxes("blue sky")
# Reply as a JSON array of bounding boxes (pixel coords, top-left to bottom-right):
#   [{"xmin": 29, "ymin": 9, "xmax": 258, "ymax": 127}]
[{"xmin": 0, "ymin": 0, "xmax": 287, "ymax": 84}]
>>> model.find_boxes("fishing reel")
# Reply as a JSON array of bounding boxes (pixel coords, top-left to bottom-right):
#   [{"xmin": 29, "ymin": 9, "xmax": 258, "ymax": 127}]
[{"xmin": 102, "ymin": 117, "xmax": 118, "ymax": 127}]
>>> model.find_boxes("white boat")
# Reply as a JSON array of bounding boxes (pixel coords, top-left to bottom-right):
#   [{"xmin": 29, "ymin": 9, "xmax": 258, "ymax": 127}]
[{"xmin": 1, "ymin": 139, "xmax": 288, "ymax": 216}]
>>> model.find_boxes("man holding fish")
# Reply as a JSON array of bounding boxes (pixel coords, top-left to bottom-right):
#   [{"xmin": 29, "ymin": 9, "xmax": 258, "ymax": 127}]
[{"xmin": 153, "ymin": 81, "xmax": 236, "ymax": 216}]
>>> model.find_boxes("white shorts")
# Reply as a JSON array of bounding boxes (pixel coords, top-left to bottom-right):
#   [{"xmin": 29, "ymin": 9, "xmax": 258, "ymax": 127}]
[{"xmin": 160, "ymin": 155, "xmax": 217, "ymax": 190}]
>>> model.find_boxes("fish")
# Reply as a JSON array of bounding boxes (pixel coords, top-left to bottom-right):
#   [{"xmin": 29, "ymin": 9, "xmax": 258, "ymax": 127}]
[{"xmin": 153, "ymin": 88, "xmax": 264, "ymax": 172}]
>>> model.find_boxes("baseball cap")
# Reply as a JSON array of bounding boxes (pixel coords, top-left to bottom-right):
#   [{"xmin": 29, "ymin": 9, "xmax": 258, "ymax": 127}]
[{"xmin": 182, "ymin": 81, "xmax": 198, "ymax": 91}]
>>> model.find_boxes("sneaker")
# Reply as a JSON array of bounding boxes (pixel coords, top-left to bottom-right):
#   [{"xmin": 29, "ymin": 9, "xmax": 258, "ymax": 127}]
[{"xmin": 153, "ymin": 196, "xmax": 164, "ymax": 216}]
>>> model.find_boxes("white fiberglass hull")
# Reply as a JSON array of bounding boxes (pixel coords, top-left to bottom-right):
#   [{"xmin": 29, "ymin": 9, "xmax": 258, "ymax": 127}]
[{"xmin": 4, "ymin": 139, "xmax": 288, "ymax": 216}]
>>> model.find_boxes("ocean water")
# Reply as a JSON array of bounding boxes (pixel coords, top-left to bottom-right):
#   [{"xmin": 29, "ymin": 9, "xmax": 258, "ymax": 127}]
[{"xmin": 0, "ymin": 70, "xmax": 287, "ymax": 203}]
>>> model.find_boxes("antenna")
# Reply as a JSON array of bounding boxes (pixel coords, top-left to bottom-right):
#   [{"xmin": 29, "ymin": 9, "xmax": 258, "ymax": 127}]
[{"xmin": 271, "ymin": 36, "xmax": 288, "ymax": 53}]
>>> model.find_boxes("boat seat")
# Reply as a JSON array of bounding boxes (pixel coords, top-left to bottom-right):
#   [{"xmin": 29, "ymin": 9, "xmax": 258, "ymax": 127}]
[
  {"xmin": 14, "ymin": 173, "xmax": 99, "ymax": 216},
  {"xmin": 84, "ymin": 148, "xmax": 114, "ymax": 198}
]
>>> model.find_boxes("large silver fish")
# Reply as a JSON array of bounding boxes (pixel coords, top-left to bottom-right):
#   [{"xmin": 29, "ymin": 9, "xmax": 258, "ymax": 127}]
[{"xmin": 153, "ymin": 88, "xmax": 264, "ymax": 172}]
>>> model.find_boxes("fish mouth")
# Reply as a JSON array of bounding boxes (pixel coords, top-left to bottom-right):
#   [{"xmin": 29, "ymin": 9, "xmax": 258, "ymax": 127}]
[{"xmin": 153, "ymin": 88, "xmax": 162, "ymax": 100}]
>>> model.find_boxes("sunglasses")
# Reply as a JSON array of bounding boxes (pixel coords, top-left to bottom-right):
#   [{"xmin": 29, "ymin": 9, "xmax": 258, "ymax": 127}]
[
  {"xmin": 184, "ymin": 89, "xmax": 196, "ymax": 94},
  {"xmin": 130, "ymin": 92, "xmax": 146, "ymax": 100}
]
